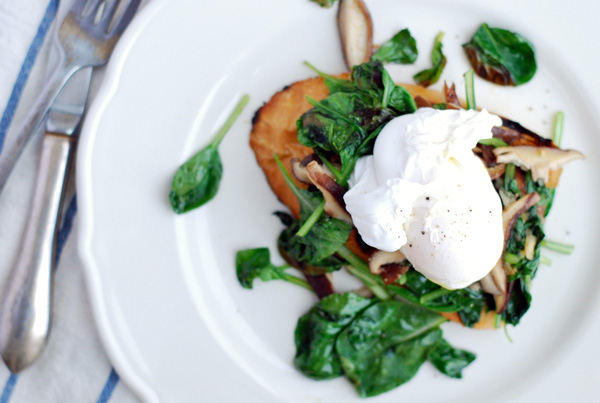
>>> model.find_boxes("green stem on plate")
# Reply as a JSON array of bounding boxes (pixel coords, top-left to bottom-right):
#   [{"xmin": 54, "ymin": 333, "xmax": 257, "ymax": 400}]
[
  {"xmin": 553, "ymin": 111, "xmax": 564, "ymax": 147},
  {"xmin": 541, "ymin": 239, "xmax": 574, "ymax": 254},
  {"xmin": 337, "ymin": 245, "xmax": 390, "ymax": 300},
  {"xmin": 210, "ymin": 94, "xmax": 250, "ymax": 148},
  {"xmin": 464, "ymin": 69, "xmax": 476, "ymax": 110}
]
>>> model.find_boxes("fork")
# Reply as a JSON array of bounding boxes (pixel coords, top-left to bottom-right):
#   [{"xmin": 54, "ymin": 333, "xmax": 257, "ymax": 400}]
[
  {"xmin": 0, "ymin": 0, "xmax": 141, "ymax": 192},
  {"xmin": 0, "ymin": 0, "xmax": 140, "ymax": 373}
]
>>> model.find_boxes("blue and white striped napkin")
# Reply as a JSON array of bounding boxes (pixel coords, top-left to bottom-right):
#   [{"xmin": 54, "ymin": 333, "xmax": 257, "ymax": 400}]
[{"xmin": 0, "ymin": 0, "xmax": 147, "ymax": 401}]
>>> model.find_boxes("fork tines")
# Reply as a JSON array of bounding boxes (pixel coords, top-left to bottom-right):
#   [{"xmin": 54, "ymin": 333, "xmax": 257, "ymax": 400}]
[{"xmin": 70, "ymin": 0, "xmax": 141, "ymax": 39}]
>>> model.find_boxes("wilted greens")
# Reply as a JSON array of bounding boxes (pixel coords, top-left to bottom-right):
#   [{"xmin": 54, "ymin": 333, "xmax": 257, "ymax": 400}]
[
  {"xmin": 413, "ymin": 31, "xmax": 446, "ymax": 87},
  {"xmin": 295, "ymin": 293, "xmax": 475, "ymax": 397},
  {"xmin": 236, "ymin": 247, "xmax": 311, "ymax": 290},
  {"xmin": 463, "ymin": 23, "xmax": 536, "ymax": 86},
  {"xmin": 371, "ymin": 29, "xmax": 418, "ymax": 64}
]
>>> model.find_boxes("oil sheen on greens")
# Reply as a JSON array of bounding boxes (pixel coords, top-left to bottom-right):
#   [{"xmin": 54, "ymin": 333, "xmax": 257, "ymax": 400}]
[
  {"xmin": 463, "ymin": 23, "xmax": 536, "ymax": 86},
  {"xmin": 294, "ymin": 293, "xmax": 475, "ymax": 397}
]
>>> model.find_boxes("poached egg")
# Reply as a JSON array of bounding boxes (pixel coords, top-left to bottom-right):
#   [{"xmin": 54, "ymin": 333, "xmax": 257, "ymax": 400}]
[{"xmin": 343, "ymin": 107, "xmax": 504, "ymax": 289}]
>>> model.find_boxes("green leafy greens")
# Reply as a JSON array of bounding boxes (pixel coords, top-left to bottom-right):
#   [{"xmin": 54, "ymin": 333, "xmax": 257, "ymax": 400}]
[
  {"xmin": 371, "ymin": 29, "xmax": 418, "ymax": 64},
  {"xmin": 274, "ymin": 155, "xmax": 353, "ymax": 274},
  {"xmin": 463, "ymin": 23, "xmax": 536, "ymax": 86},
  {"xmin": 236, "ymin": 247, "xmax": 312, "ymax": 290},
  {"xmin": 296, "ymin": 61, "xmax": 416, "ymax": 235},
  {"xmin": 413, "ymin": 32, "xmax": 446, "ymax": 87},
  {"xmin": 170, "ymin": 95, "xmax": 249, "ymax": 214},
  {"xmin": 295, "ymin": 293, "xmax": 475, "ymax": 397},
  {"xmin": 309, "ymin": 0, "xmax": 337, "ymax": 7}
]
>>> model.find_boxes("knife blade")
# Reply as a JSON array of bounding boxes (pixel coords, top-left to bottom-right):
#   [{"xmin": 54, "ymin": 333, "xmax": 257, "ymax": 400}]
[{"xmin": 0, "ymin": 67, "xmax": 92, "ymax": 373}]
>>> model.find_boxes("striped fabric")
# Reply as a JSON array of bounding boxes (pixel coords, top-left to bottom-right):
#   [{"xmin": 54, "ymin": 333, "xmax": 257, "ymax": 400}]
[{"xmin": 0, "ymin": 0, "xmax": 143, "ymax": 401}]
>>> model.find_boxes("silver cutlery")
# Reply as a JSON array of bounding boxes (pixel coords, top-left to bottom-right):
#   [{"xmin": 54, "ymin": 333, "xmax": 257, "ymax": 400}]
[
  {"xmin": 0, "ymin": 68, "xmax": 92, "ymax": 373},
  {"xmin": 0, "ymin": 0, "xmax": 140, "ymax": 193},
  {"xmin": 0, "ymin": 0, "xmax": 140, "ymax": 373}
]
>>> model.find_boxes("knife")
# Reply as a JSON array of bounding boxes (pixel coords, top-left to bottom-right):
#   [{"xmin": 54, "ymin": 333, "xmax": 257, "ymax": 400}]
[{"xmin": 0, "ymin": 67, "xmax": 92, "ymax": 373}]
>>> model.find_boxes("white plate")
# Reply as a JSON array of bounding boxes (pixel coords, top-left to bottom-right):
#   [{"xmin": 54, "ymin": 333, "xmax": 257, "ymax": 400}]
[{"xmin": 77, "ymin": 0, "xmax": 600, "ymax": 401}]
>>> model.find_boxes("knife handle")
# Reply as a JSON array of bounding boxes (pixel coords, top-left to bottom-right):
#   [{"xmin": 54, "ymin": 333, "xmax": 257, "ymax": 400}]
[{"xmin": 0, "ymin": 132, "xmax": 74, "ymax": 373}]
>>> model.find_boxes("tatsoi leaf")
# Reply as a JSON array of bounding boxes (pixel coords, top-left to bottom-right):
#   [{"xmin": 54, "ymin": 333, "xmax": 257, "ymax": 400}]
[
  {"xmin": 414, "ymin": 32, "xmax": 446, "ymax": 87},
  {"xmin": 428, "ymin": 339, "xmax": 476, "ymax": 378},
  {"xmin": 335, "ymin": 300, "xmax": 446, "ymax": 397},
  {"xmin": 371, "ymin": 28, "xmax": 418, "ymax": 64},
  {"xmin": 463, "ymin": 23, "xmax": 536, "ymax": 86},
  {"xmin": 294, "ymin": 293, "xmax": 374, "ymax": 379},
  {"xmin": 170, "ymin": 95, "xmax": 249, "ymax": 214}
]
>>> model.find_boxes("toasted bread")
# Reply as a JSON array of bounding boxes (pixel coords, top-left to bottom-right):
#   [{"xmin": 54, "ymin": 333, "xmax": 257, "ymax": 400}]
[
  {"xmin": 250, "ymin": 76, "xmax": 444, "ymax": 218},
  {"xmin": 249, "ymin": 76, "xmax": 494, "ymax": 327}
]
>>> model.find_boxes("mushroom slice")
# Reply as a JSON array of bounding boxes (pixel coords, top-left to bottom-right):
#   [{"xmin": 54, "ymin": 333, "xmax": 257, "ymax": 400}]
[
  {"xmin": 290, "ymin": 158, "xmax": 312, "ymax": 185},
  {"xmin": 337, "ymin": 0, "xmax": 373, "ymax": 70},
  {"xmin": 524, "ymin": 233, "xmax": 537, "ymax": 260},
  {"xmin": 443, "ymin": 82, "xmax": 461, "ymax": 109},
  {"xmin": 479, "ymin": 259, "xmax": 507, "ymax": 310},
  {"xmin": 305, "ymin": 160, "xmax": 352, "ymax": 223},
  {"xmin": 492, "ymin": 118, "xmax": 556, "ymax": 148},
  {"xmin": 486, "ymin": 163, "xmax": 506, "ymax": 180},
  {"xmin": 502, "ymin": 192, "xmax": 541, "ymax": 246},
  {"xmin": 494, "ymin": 146, "xmax": 584, "ymax": 184},
  {"xmin": 380, "ymin": 263, "xmax": 410, "ymax": 285},
  {"xmin": 480, "ymin": 192, "xmax": 541, "ymax": 312},
  {"xmin": 368, "ymin": 250, "xmax": 406, "ymax": 275},
  {"xmin": 304, "ymin": 273, "xmax": 334, "ymax": 299}
]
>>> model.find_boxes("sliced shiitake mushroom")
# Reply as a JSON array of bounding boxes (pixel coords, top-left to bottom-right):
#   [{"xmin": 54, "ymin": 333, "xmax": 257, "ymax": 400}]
[
  {"xmin": 337, "ymin": 0, "xmax": 373, "ymax": 70},
  {"xmin": 305, "ymin": 161, "xmax": 352, "ymax": 223},
  {"xmin": 494, "ymin": 146, "xmax": 584, "ymax": 184},
  {"xmin": 368, "ymin": 250, "xmax": 410, "ymax": 285},
  {"xmin": 290, "ymin": 158, "xmax": 312, "ymax": 185},
  {"xmin": 479, "ymin": 260, "xmax": 507, "ymax": 310},
  {"xmin": 443, "ymin": 82, "xmax": 461, "ymax": 109},
  {"xmin": 480, "ymin": 192, "xmax": 542, "ymax": 312}
]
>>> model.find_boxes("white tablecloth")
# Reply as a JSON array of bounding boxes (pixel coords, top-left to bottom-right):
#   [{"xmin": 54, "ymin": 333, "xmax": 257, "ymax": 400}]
[{"xmin": 0, "ymin": 0, "xmax": 150, "ymax": 401}]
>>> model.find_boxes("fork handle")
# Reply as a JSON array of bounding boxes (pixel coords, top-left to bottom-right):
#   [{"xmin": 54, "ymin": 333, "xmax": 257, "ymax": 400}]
[{"xmin": 0, "ymin": 132, "xmax": 74, "ymax": 373}]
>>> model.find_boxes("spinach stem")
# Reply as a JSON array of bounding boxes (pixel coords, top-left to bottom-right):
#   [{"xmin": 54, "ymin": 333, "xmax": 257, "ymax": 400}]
[
  {"xmin": 320, "ymin": 157, "xmax": 343, "ymax": 183},
  {"xmin": 540, "ymin": 255, "xmax": 552, "ymax": 266},
  {"xmin": 478, "ymin": 138, "xmax": 508, "ymax": 148},
  {"xmin": 503, "ymin": 252, "xmax": 521, "ymax": 265},
  {"xmin": 210, "ymin": 94, "xmax": 250, "ymax": 148},
  {"xmin": 337, "ymin": 245, "xmax": 390, "ymax": 300},
  {"xmin": 503, "ymin": 323, "xmax": 513, "ymax": 343},
  {"xmin": 464, "ymin": 69, "xmax": 476, "ymax": 110},
  {"xmin": 494, "ymin": 312, "xmax": 501, "ymax": 329},
  {"xmin": 278, "ymin": 270, "xmax": 313, "ymax": 291},
  {"xmin": 553, "ymin": 111, "xmax": 564, "ymax": 147},
  {"xmin": 419, "ymin": 287, "xmax": 454, "ymax": 305},
  {"xmin": 296, "ymin": 201, "xmax": 325, "ymax": 236},
  {"xmin": 303, "ymin": 60, "xmax": 331, "ymax": 79},
  {"xmin": 540, "ymin": 239, "xmax": 574, "ymax": 254}
]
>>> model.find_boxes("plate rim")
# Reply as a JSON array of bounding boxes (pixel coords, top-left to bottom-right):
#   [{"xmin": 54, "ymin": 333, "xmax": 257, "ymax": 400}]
[{"xmin": 76, "ymin": 0, "xmax": 600, "ymax": 401}]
